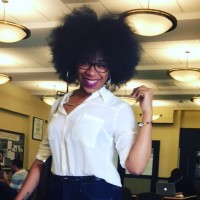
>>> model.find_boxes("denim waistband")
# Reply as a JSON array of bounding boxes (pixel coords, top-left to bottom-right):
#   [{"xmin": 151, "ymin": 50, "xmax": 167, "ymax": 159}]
[{"xmin": 51, "ymin": 175, "xmax": 103, "ymax": 183}]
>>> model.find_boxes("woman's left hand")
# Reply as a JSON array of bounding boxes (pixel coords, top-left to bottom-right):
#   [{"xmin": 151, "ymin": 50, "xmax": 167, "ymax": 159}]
[
  {"xmin": 126, "ymin": 85, "xmax": 153, "ymax": 174},
  {"xmin": 131, "ymin": 85, "xmax": 153, "ymax": 115}
]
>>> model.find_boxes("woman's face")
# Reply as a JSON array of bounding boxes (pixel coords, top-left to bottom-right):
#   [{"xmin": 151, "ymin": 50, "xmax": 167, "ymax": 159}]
[{"xmin": 77, "ymin": 53, "xmax": 109, "ymax": 94}]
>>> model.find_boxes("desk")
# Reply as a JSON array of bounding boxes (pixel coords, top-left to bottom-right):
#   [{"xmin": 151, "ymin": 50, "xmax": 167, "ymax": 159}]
[
  {"xmin": 131, "ymin": 194, "xmax": 197, "ymax": 200},
  {"xmin": 163, "ymin": 195, "xmax": 197, "ymax": 200}
]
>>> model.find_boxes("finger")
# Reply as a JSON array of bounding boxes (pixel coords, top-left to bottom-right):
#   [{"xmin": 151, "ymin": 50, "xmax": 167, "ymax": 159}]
[
  {"xmin": 140, "ymin": 93, "xmax": 144, "ymax": 97},
  {"xmin": 132, "ymin": 87, "xmax": 145, "ymax": 98}
]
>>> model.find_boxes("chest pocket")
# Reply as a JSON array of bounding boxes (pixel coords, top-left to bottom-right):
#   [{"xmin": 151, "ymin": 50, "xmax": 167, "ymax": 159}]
[{"xmin": 71, "ymin": 114, "xmax": 104, "ymax": 147}]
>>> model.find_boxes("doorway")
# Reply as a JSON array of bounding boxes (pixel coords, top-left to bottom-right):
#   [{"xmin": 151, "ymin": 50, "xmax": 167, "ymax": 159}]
[{"xmin": 179, "ymin": 128, "xmax": 200, "ymax": 194}]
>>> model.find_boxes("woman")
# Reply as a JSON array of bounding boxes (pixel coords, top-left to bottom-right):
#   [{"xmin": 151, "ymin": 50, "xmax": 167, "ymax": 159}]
[{"xmin": 15, "ymin": 6, "xmax": 153, "ymax": 200}]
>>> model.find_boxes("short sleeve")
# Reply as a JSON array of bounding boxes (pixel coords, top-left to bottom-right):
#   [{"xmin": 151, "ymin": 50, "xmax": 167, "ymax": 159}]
[
  {"xmin": 36, "ymin": 133, "xmax": 52, "ymax": 161},
  {"xmin": 113, "ymin": 103, "xmax": 137, "ymax": 168},
  {"xmin": 36, "ymin": 97, "xmax": 63, "ymax": 161}
]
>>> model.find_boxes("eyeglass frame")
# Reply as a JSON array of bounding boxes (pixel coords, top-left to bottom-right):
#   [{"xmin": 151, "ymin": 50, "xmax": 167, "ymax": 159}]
[{"xmin": 78, "ymin": 61, "xmax": 109, "ymax": 73}]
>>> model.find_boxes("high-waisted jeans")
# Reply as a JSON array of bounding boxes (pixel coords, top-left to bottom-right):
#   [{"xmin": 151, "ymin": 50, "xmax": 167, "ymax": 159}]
[{"xmin": 48, "ymin": 175, "xmax": 122, "ymax": 200}]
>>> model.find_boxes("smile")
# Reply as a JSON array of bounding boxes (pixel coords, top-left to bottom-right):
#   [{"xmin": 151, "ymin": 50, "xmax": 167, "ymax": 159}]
[{"xmin": 82, "ymin": 77, "xmax": 99, "ymax": 88}]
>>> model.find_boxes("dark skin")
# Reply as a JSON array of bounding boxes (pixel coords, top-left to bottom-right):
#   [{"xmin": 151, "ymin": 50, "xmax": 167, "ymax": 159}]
[
  {"xmin": 63, "ymin": 89, "xmax": 91, "ymax": 114},
  {"xmin": 64, "ymin": 53, "xmax": 109, "ymax": 114}
]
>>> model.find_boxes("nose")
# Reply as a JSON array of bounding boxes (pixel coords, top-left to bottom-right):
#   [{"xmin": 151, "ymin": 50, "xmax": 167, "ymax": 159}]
[{"xmin": 86, "ymin": 65, "xmax": 97, "ymax": 75}]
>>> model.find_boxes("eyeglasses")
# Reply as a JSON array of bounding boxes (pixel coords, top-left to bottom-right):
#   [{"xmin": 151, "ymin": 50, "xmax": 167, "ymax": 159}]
[{"xmin": 78, "ymin": 61, "xmax": 108, "ymax": 73}]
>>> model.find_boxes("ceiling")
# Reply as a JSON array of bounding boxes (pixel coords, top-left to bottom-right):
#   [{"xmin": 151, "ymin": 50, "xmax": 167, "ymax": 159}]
[{"xmin": 1, "ymin": 0, "xmax": 200, "ymax": 108}]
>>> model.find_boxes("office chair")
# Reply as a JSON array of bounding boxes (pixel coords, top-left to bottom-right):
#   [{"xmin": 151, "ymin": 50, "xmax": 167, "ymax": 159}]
[
  {"xmin": 137, "ymin": 192, "xmax": 162, "ymax": 200},
  {"xmin": 0, "ymin": 181, "xmax": 18, "ymax": 200},
  {"xmin": 122, "ymin": 187, "xmax": 132, "ymax": 200}
]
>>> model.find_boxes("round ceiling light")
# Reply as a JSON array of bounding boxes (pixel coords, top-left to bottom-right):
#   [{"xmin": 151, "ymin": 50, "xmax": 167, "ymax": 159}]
[{"xmin": 120, "ymin": 9, "xmax": 177, "ymax": 36}]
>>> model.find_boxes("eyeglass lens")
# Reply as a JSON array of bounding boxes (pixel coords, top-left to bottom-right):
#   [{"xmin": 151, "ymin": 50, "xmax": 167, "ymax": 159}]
[{"xmin": 79, "ymin": 61, "xmax": 108, "ymax": 73}]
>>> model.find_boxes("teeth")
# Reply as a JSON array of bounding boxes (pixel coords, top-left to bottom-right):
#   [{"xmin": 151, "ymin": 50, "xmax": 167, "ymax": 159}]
[
  {"xmin": 87, "ymin": 80, "xmax": 98, "ymax": 84},
  {"xmin": 83, "ymin": 78, "xmax": 98, "ymax": 87}
]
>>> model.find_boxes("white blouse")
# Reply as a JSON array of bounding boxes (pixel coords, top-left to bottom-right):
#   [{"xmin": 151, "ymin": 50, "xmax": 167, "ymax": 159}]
[{"xmin": 36, "ymin": 87, "xmax": 137, "ymax": 186}]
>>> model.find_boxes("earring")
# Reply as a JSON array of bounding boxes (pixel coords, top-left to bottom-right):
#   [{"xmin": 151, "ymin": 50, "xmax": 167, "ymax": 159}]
[
  {"xmin": 66, "ymin": 72, "xmax": 69, "ymax": 81},
  {"xmin": 66, "ymin": 72, "xmax": 69, "ymax": 93},
  {"xmin": 107, "ymin": 76, "xmax": 111, "ymax": 86},
  {"xmin": 106, "ymin": 76, "xmax": 111, "ymax": 90}
]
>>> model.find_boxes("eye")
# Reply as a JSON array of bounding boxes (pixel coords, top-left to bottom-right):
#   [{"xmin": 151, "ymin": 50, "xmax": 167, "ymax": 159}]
[
  {"xmin": 96, "ymin": 63, "xmax": 107, "ymax": 68},
  {"xmin": 78, "ymin": 60, "xmax": 89, "ymax": 69}
]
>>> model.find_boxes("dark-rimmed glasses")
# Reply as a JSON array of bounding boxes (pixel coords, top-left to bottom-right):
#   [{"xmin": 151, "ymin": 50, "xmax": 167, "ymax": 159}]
[{"xmin": 78, "ymin": 61, "xmax": 108, "ymax": 73}]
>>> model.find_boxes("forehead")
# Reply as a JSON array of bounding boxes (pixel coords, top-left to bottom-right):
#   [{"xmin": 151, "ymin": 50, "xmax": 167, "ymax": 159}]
[{"xmin": 91, "ymin": 53, "xmax": 105, "ymax": 62}]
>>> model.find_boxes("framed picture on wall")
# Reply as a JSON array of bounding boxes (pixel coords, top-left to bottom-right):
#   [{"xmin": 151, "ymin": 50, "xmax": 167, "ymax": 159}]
[
  {"xmin": 0, "ymin": 129, "xmax": 25, "ymax": 169},
  {"xmin": 32, "ymin": 117, "xmax": 44, "ymax": 141}
]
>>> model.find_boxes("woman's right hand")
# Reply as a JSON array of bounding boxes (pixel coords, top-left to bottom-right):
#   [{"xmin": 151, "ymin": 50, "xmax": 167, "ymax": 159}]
[{"xmin": 15, "ymin": 159, "xmax": 43, "ymax": 200}]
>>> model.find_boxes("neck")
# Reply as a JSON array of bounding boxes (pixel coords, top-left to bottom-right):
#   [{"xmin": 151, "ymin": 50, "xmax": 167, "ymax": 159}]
[
  {"xmin": 66, "ymin": 89, "xmax": 91, "ymax": 106},
  {"xmin": 74, "ymin": 88, "xmax": 92, "ymax": 98},
  {"xmin": 66, "ymin": 101, "xmax": 82, "ymax": 106}
]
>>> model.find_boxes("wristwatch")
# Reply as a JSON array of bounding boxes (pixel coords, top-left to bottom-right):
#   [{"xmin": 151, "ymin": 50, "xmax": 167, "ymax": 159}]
[{"xmin": 138, "ymin": 121, "xmax": 152, "ymax": 127}]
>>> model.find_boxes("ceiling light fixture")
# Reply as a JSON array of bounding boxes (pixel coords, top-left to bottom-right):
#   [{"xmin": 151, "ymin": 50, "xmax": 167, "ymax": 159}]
[
  {"xmin": 118, "ymin": 84, "xmax": 137, "ymax": 105},
  {"xmin": 191, "ymin": 97, "xmax": 200, "ymax": 105},
  {"xmin": 42, "ymin": 91, "xmax": 65, "ymax": 106},
  {"xmin": 191, "ymin": 90, "xmax": 200, "ymax": 105},
  {"xmin": 0, "ymin": 73, "xmax": 11, "ymax": 84},
  {"xmin": 42, "ymin": 96, "xmax": 57, "ymax": 106},
  {"xmin": 167, "ymin": 51, "xmax": 200, "ymax": 82},
  {"xmin": 0, "ymin": 0, "xmax": 31, "ymax": 43},
  {"xmin": 120, "ymin": 0, "xmax": 177, "ymax": 36},
  {"xmin": 140, "ymin": 113, "xmax": 162, "ymax": 121},
  {"xmin": 152, "ymin": 113, "xmax": 162, "ymax": 121}
]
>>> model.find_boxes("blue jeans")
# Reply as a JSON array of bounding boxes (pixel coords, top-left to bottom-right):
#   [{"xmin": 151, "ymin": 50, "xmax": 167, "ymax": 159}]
[{"xmin": 48, "ymin": 175, "xmax": 122, "ymax": 200}]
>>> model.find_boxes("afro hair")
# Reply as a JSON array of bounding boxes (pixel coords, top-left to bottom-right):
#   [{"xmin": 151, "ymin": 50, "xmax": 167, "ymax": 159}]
[{"xmin": 49, "ymin": 6, "xmax": 141, "ymax": 86}]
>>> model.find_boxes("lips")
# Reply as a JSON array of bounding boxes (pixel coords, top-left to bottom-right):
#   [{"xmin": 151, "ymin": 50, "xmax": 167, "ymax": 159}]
[{"xmin": 82, "ymin": 77, "xmax": 99, "ymax": 88}]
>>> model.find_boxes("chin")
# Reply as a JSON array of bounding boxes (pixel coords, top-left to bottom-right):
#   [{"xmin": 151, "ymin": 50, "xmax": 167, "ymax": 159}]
[{"xmin": 83, "ymin": 86, "xmax": 101, "ymax": 94}]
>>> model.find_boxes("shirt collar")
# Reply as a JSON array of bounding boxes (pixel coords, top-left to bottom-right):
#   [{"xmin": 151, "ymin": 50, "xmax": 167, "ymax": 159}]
[
  {"xmin": 62, "ymin": 86, "xmax": 112, "ymax": 103},
  {"xmin": 96, "ymin": 86, "xmax": 112, "ymax": 102},
  {"xmin": 85, "ymin": 87, "xmax": 113, "ymax": 103},
  {"xmin": 62, "ymin": 91, "xmax": 74, "ymax": 103}
]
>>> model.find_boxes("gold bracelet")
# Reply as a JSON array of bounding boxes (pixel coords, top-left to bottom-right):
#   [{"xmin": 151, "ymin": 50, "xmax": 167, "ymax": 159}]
[{"xmin": 138, "ymin": 121, "xmax": 152, "ymax": 127}]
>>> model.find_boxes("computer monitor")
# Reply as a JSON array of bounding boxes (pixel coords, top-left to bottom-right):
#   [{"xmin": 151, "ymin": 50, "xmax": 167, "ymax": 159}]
[{"xmin": 156, "ymin": 182, "xmax": 176, "ymax": 196}]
